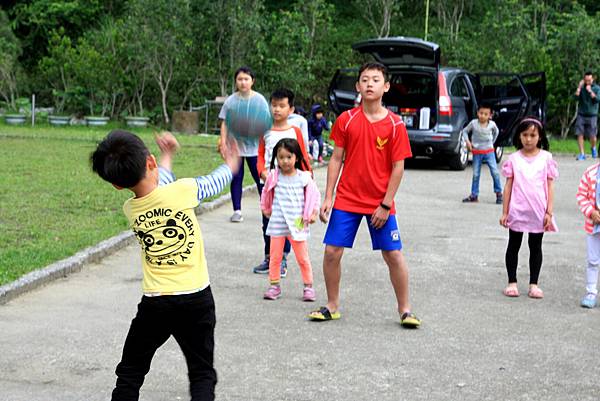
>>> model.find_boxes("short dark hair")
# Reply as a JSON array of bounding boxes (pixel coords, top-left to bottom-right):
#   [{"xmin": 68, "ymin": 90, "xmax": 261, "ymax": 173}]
[
  {"xmin": 270, "ymin": 138, "xmax": 306, "ymax": 171},
  {"xmin": 478, "ymin": 101, "xmax": 493, "ymax": 112},
  {"xmin": 584, "ymin": 71, "xmax": 593, "ymax": 77},
  {"xmin": 234, "ymin": 66, "xmax": 255, "ymax": 80},
  {"xmin": 512, "ymin": 116, "xmax": 549, "ymax": 151},
  {"xmin": 90, "ymin": 130, "xmax": 150, "ymax": 188},
  {"xmin": 358, "ymin": 62, "xmax": 389, "ymax": 82},
  {"xmin": 270, "ymin": 88, "xmax": 295, "ymax": 107}
]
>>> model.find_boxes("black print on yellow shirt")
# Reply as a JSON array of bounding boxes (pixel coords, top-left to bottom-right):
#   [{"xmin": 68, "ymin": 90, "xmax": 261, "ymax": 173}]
[{"xmin": 133, "ymin": 209, "xmax": 196, "ymax": 266}]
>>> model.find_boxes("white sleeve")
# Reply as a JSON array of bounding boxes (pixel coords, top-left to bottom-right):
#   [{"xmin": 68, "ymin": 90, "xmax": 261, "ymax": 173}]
[
  {"xmin": 300, "ymin": 118, "xmax": 309, "ymax": 150},
  {"xmin": 158, "ymin": 167, "xmax": 176, "ymax": 186},
  {"xmin": 218, "ymin": 96, "xmax": 231, "ymax": 120},
  {"xmin": 195, "ymin": 164, "xmax": 233, "ymax": 201}
]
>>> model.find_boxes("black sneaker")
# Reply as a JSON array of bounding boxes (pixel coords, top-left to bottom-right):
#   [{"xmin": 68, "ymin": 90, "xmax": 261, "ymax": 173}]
[
  {"xmin": 252, "ymin": 259, "xmax": 269, "ymax": 274},
  {"xmin": 496, "ymin": 194, "xmax": 503, "ymax": 205},
  {"xmin": 280, "ymin": 258, "xmax": 288, "ymax": 278},
  {"xmin": 462, "ymin": 195, "xmax": 478, "ymax": 203}
]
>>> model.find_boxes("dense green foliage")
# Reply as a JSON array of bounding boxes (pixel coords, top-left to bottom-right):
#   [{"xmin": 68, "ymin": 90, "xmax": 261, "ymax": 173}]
[{"xmin": 2, "ymin": 1, "xmax": 600, "ymax": 135}]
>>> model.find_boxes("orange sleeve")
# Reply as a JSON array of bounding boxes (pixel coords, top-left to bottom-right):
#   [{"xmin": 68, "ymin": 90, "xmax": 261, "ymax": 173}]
[
  {"xmin": 257, "ymin": 135, "xmax": 266, "ymax": 176},
  {"xmin": 294, "ymin": 127, "xmax": 312, "ymax": 172}
]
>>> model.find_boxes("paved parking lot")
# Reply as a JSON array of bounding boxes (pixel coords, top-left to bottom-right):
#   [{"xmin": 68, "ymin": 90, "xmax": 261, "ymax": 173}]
[{"xmin": 1, "ymin": 155, "xmax": 599, "ymax": 401}]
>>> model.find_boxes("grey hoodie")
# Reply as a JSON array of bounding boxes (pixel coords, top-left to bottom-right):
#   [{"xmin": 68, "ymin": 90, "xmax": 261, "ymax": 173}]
[{"xmin": 463, "ymin": 119, "xmax": 499, "ymax": 152}]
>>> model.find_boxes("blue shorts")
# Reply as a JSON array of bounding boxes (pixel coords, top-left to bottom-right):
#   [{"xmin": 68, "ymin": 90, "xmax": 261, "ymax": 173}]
[{"xmin": 323, "ymin": 209, "xmax": 402, "ymax": 251}]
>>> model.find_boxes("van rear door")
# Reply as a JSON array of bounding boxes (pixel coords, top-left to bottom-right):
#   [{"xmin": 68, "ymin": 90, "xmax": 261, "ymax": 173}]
[
  {"xmin": 520, "ymin": 72, "xmax": 546, "ymax": 123},
  {"xmin": 352, "ymin": 37, "xmax": 440, "ymax": 68},
  {"xmin": 476, "ymin": 73, "xmax": 544, "ymax": 147},
  {"xmin": 328, "ymin": 68, "xmax": 358, "ymax": 115}
]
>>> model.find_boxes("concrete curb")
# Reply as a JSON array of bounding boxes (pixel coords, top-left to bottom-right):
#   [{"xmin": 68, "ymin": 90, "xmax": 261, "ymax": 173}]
[{"xmin": 0, "ymin": 184, "xmax": 260, "ymax": 305}]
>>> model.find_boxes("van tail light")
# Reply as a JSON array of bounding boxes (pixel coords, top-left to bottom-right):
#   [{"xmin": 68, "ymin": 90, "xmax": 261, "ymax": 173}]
[{"xmin": 438, "ymin": 72, "xmax": 453, "ymax": 116}]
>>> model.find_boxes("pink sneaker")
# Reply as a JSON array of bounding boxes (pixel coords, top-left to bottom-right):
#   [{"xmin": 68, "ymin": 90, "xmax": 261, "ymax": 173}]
[
  {"xmin": 263, "ymin": 285, "xmax": 281, "ymax": 300},
  {"xmin": 303, "ymin": 287, "xmax": 316, "ymax": 302}
]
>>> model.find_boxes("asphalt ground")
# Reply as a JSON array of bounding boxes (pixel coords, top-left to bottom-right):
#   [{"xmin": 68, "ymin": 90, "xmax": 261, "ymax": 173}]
[{"xmin": 1, "ymin": 155, "xmax": 599, "ymax": 401}]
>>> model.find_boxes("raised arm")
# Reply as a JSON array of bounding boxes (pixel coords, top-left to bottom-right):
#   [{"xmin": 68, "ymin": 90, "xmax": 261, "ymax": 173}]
[
  {"xmin": 155, "ymin": 132, "xmax": 180, "ymax": 185},
  {"xmin": 195, "ymin": 164, "xmax": 233, "ymax": 201}
]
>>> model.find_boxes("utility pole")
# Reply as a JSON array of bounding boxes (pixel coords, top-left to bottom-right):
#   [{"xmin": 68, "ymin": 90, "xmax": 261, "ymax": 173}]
[{"xmin": 424, "ymin": 0, "xmax": 430, "ymax": 41}]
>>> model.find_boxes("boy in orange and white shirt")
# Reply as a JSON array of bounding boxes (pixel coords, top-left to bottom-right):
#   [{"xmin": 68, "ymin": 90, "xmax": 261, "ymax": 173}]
[
  {"xmin": 252, "ymin": 88, "xmax": 312, "ymax": 275},
  {"xmin": 576, "ymin": 159, "xmax": 600, "ymax": 308}
]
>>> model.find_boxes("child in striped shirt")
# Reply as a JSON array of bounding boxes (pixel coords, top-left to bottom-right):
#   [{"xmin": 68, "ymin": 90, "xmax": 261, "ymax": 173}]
[
  {"xmin": 260, "ymin": 138, "xmax": 320, "ymax": 301},
  {"xmin": 576, "ymin": 159, "xmax": 600, "ymax": 308}
]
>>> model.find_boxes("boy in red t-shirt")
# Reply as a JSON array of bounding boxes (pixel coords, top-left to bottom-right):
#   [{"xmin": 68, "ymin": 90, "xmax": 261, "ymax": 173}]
[{"xmin": 308, "ymin": 62, "xmax": 420, "ymax": 328}]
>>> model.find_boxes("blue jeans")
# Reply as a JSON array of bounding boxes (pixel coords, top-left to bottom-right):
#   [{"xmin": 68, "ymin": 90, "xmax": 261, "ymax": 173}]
[{"xmin": 471, "ymin": 152, "xmax": 502, "ymax": 196}]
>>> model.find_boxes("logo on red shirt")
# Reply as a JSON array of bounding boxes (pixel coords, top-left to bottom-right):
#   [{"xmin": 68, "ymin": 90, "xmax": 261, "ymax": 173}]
[{"xmin": 376, "ymin": 136, "xmax": 388, "ymax": 150}]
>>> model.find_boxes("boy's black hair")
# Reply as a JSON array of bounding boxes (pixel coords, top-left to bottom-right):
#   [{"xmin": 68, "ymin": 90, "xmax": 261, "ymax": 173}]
[
  {"xmin": 270, "ymin": 88, "xmax": 295, "ymax": 107},
  {"xmin": 358, "ymin": 61, "xmax": 389, "ymax": 82},
  {"xmin": 234, "ymin": 66, "xmax": 255, "ymax": 80},
  {"xmin": 270, "ymin": 138, "xmax": 306, "ymax": 171},
  {"xmin": 478, "ymin": 101, "xmax": 494, "ymax": 112},
  {"xmin": 90, "ymin": 130, "xmax": 150, "ymax": 188},
  {"xmin": 512, "ymin": 116, "xmax": 549, "ymax": 151},
  {"xmin": 584, "ymin": 71, "xmax": 593, "ymax": 77},
  {"xmin": 295, "ymin": 106, "xmax": 306, "ymax": 117}
]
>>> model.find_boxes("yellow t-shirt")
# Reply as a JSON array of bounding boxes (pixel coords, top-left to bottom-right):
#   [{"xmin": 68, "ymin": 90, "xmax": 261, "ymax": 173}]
[{"xmin": 123, "ymin": 178, "xmax": 208, "ymax": 294}]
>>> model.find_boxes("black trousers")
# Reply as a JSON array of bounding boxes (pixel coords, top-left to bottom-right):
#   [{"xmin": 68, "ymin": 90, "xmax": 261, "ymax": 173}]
[
  {"xmin": 111, "ymin": 287, "xmax": 217, "ymax": 401},
  {"xmin": 505, "ymin": 230, "xmax": 544, "ymax": 285}
]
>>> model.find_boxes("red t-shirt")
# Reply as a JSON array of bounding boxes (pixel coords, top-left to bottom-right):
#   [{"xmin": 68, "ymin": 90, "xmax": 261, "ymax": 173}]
[{"xmin": 331, "ymin": 107, "xmax": 412, "ymax": 214}]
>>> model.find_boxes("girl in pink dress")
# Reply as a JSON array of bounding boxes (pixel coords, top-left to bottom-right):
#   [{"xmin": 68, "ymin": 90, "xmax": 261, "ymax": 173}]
[{"xmin": 500, "ymin": 117, "xmax": 558, "ymax": 299}]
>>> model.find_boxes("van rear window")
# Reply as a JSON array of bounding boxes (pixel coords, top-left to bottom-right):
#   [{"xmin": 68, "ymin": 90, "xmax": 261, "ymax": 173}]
[
  {"xmin": 335, "ymin": 71, "xmax": 358, "ymax": 92},
  {"xmin": 390, "ymin": 74, "xmax": 435, "ymax": 96}
]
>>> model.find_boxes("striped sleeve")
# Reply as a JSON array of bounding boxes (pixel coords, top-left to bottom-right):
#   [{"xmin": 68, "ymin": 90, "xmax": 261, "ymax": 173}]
[
  {"xmin": 576, "ymin": 166, "xmax": 596, "ymax": 218},
  {"xmin": 195, "ymin": 164, "xmax": 233, "ymax": 201},
  {"xmin": 158, "ymin": 167, "xmax": 176, "ymax": 186}
]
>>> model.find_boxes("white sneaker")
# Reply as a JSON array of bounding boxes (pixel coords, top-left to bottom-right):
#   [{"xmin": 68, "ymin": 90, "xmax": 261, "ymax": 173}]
[{"xmin": 230, "ymin": 210, "xmax": 243, "ymax": 223}]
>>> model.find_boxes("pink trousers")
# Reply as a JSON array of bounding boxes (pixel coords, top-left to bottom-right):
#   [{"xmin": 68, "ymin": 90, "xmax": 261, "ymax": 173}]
[{"xmin": 269, "ymin": 236, "xmax": 313, "ymax": 285}]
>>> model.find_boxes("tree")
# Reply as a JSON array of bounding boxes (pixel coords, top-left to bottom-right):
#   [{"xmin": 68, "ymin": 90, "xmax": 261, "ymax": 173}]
[
  {"xmin": 432, "ymin": 0, "xmax": 473, "ymax": 42},
  {"xmin": 72, "ymin": 22, "xmax": 124, "ymax": 117},
  {"xmin": 37, "ymin": 29, "xmax": 80, "ymax": 114},
  {"xmin": 0, "ymin": 9, "xmax": 22, "ymax": 110},
  {"xmin": 353, "ymin": 0, "xmax": 400, "ymax": 38},
  {"xmin": 124, "ymin": 0, "xmax": 195, "ymax": 124},
  {"xmin": 201, "ymin": 0, "xmax": 265, "ymax": 96},
  {"xmin": 7, "ymin": 0, "xmax": 125, "ymax": 69},
  {"xmin": 545, "ymin": 6, "xmax": 600, "ymax": 137}
]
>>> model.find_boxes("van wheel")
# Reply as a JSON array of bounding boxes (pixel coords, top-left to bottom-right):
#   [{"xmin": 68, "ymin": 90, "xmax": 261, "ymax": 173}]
[
  {"xmin": 448, "ymin": 132, "xmax": 468, "ymax": 170},
  {"xmin": 495, "ymin": 146, "xmax": 504, "ymax": 163}
]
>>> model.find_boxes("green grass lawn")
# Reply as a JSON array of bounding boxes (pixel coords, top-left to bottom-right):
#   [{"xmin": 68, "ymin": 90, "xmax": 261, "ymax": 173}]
[
  {"xmin": 504, "ymin": 137, "xmax": 580, "ymax": 156},
  {"xmin": 0, "ymin": 122, "xmax": 251, "ymax": 286},
  {"xmin": 548, "ymin": 137, "xmax": 582, "ymax": 155}
]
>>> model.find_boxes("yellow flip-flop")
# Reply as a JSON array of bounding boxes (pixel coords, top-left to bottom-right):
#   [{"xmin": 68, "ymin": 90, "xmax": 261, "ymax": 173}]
[
  {"xmin": 308, "ymin": 306, "xmax": 341, "ymax": 321},
  {"xmin": 400, "ymin": 312, "xmax": 421, "ymax": 328}
]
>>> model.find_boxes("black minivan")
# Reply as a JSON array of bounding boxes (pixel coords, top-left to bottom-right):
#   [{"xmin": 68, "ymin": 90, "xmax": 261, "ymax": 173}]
[{"xmin": 328, "ymin": 37, "xmax": 546, "ymax": 170}]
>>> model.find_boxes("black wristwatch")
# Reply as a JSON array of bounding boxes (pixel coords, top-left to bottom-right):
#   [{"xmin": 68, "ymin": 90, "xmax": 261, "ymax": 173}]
[{"xmin": 380, "ymin": 202, "xmax": 391, "ymax": 211}]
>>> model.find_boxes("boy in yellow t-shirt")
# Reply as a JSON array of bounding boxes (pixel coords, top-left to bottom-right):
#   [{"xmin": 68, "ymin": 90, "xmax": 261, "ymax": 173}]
[{"xmin": 90, "ymin": 130, "xmax": 238, "ymax": 401}]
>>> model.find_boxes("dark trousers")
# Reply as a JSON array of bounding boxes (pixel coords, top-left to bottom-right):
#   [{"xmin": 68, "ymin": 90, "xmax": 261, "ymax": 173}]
[
  {"xmin": 111, "ymin": 287, "xmax": 217, "ymax": 401},
  {"xmin": 310, "ymin": 135, "xmax": 324, "ymax": 158},
  {"xmin": 231, "ymin": 156, "xmax": 261, "ymax": 211},
  {"xmin": 505, "ymin": 230, "xmax": 544, "ymax": 285}
]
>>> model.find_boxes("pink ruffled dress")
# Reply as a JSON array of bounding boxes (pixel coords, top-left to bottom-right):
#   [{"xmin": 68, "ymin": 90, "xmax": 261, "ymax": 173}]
[{"xmin": 501, "ymin": 149, "xmax": 558, "ymax": 233}]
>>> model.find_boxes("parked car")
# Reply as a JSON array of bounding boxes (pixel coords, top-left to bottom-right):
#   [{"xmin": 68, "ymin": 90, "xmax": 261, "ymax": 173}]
[{"xmin": 328, "ymin": 37, "xmax": 546, "ymax": 170}]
